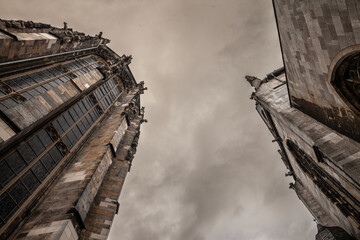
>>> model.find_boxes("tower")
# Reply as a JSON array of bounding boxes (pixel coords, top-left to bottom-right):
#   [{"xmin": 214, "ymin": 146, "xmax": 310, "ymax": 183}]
[
  {"xmin": 248, "ymin": 1, "xmax": 360, "ymax": 239},
  {"xmin": 0, "ymin": 20, "xmax": 146, "ymax": 239}
]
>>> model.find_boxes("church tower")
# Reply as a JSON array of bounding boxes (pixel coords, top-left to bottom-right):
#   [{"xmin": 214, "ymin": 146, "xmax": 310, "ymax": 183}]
[
  {"xmin": 0, "ymin": 20, "xmax": 146, "ymax": 239},
  {"xmin": 249, "ymin": 1, "xmax": 360, "ymax": 239}
]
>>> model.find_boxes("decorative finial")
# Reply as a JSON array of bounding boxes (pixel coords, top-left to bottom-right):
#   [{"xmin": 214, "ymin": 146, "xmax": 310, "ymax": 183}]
[
  {"xmin": 137, "ymin": 81, "xmax": 147, "ymax": 94},
  {"xmin": 245, "ymin": 75, "xmax": 263, "ymax": 90},
  {"xmin": 121, "ymin": 55, "xmax": 132, "ymax": 65},
  {"xmin": 96, "ymin": 31, "xmax": 103, "ymax": 39}
]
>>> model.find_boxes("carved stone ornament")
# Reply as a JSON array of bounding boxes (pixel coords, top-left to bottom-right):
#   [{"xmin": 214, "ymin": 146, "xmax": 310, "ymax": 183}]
[
  {"xmin": 131, "ymin": 132, "xmax": 140, "ymax": 151},
  {"xmin": 333, "ymin": 53, "xmax": 360, "ymax": 112},
  {"xmin": 119, "ymin": 69, "xmax": 135, "ymax": 91},
  {"xmin": 98, "ymin": 64, "xmax": 112, "ymax": 79},
  {"xmin": 0, "ymin": 19, "xmax": 51, "ymax": 29},
  {"xmin": 96, "ymin": 31, "xmax": 103, "ymax": 39},
  {"xmin": 137, "ymin": 81, "xmax": 148, "ymax": 94},
  {"xmin": 122, "ymin": 103, "xmax": 138, "ymax": 121},
  {"xmin": 245, "ymin": 75, "xmax": 263, "ymax": 90},
  {"xmin": 120, "ymin": 54, "xmax": 132, "ymax": 66},
  {"xmin": 50, "ymin": 26, "xmax": 90, "ymax": 44},
  {"xmin": 96, "ymin": 47, "xmax": 135, "ymax": 91},
  {"xmin": 97, "ymin": 45, "xmax": 118, "ymax": 64},
  {"xmin": 125, "ymin": 147, "xmax": 136, "ymax": 162}
]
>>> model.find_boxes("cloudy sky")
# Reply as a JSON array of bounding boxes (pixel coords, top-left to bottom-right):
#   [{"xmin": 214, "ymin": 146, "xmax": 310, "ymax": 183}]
[{"xmin": 1, "ymin": 0, "xmax": 317, "ymax": 239}]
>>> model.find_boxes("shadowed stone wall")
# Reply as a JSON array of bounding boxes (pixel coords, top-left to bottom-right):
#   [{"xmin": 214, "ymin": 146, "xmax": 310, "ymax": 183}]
[
  {"xmin": 0, "ymin": 20, "xmax": 147, "ymax": 240},
  {"xmin": 273, "ymin": 0, "xmax": 360, "ymax": 142},
  {"xmin": 252, "ymin": 74, "xmax": 360, "ymax": 239}
]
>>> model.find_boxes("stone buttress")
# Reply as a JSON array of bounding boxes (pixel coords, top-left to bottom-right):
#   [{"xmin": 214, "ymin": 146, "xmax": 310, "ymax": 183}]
[{"xmin": 0, "ymin": 20, "xmax": 147, "ymax": 240}]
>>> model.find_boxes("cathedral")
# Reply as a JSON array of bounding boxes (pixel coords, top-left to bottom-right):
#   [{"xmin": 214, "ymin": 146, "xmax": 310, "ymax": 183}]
[
  {"xmin": 0, "ymin": 19, "xmax": 146, "ymax": 239},
  {"xmin": 248, "ymin": 1, "xmax": 360, "ymax": 239}
]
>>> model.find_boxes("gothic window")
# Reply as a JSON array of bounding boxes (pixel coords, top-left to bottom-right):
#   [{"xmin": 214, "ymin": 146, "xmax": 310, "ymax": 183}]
[
  {"xmin": 0, "ymin": 74, "xmax": 123, "ymax": 227},
  {"xmin": 286, "ymin": 140, "xmax": 360, "ymax": 224},
  {"xmin": 332, "ymin": 53, "xmax": 360, "ymax": 112}
]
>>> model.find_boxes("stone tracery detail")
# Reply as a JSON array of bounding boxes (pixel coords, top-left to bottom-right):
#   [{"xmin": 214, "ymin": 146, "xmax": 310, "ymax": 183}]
[{"xmin": 333, "ymin": 53, "xmax": 360, "ymax": 112}]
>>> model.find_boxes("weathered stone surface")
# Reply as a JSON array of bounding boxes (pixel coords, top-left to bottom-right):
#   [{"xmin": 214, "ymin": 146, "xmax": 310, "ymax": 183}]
[
  {"xmin": 0, "ymin": 20, "xmax": 146, "ymax": 240},
  {"xmin": 252, "ymin": 73, "xmax": 360, "ymax": 239},
  {"xmin": 251, "ymin": 2, "xmax": 360, "ymax": 238},
  {"xmin": 273, "ymin": 0, "xmax": 360, "ymax": 142}
]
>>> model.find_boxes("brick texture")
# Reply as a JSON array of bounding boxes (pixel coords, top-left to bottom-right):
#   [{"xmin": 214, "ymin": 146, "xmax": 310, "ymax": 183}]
[{"xmin": 274, "ymin": 0, "xmax": 360, "ymax": 142}]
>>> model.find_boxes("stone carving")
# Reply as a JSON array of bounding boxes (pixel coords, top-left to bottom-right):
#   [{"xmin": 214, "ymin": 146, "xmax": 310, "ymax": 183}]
[
  {"xmin": 272, "ymin": 137, "xmax": 282, "ymax": 142},
  {"xmin": 245, "ymin": 75, "xmax": 263, "ymax": 90},
  {"xmin": 116, "ymin": 60, "xmax": 135, "ymax": 91},
  {"xmin": 96, "ymin": 32, "xmax": 103, "ymax": 39},
  {"xmin": 94, "ymin": 32, "xmax": 110, "ymax": 44},
  {"xmin": 120, "ymin": 54, "xmax": 132, "ymax": 66},
  {"xmin": 139, "ymin": 107, "xmax": 147, "ymax": 123},
  {"xmin": 125, "ymin": 147, "xmax": 136, "ymax": 162},
  {"xmin": 137, "ymin": 81, "xmax": 148, "ymax": 94},
  {"xmin": 0, "ymin": 19, "xmax": 51, "ymax": 29},
  {"xmin": 119, "ymin": 69, "xmax": 135, "ymax": 91},
  {"xmin": 98, "ymin": 64, "xmax": 112, "ymax": 79},
  {"xmin": 137, "ymin": 81, "xmax": 145, "ymax": 89},
  {"xmin": 122, "ymin": 101, "xmax": 138, "ymax": 121},
  {"xmin": 97, "ymin": 45, "xmax": 118, "ymax": 64},
  {"xmin": 96, "ymin": 46, "xmax": 136, "ymax": 91},
  {"xmin": 48, "ymin": 22, "xmax": 101, "ymax": 45},
  {"xmin": 124, "ymin": 108, "xmax": 135, "ymax": 121},
  {"xmin": 333, "ymin": 54, "xmax": 360, "ymax": 112},
  {"xmin": 131, "ymin": 132, "xmax": 140, "ymax": 151},
  {"xmin": 102, "ymin": 38, "xmax": 111, "ymax": 45},
  {"xmin": 131, "ymin": 137, "xmax": 139, "ymax": 150}
]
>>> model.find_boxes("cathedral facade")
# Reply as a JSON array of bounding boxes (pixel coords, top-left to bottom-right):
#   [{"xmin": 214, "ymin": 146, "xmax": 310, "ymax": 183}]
[
  {"xmin": 248, "ymin": 1, "xmax": 360, "ymax": 239},
  {"xmin": 0, "ymin": 20, "xmax": 146, "ymax": 239}
]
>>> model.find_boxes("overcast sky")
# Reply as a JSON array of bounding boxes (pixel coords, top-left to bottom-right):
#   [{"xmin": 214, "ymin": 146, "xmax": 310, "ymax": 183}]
[{"xmin": 1, "ymin": 1, "xmax": 317, "ymax": 239}]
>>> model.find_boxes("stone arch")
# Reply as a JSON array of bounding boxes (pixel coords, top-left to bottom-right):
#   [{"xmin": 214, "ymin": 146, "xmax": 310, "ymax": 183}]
[{"xmin": 329, "ymin": 45, "xmax": 360, "ymax": 113}]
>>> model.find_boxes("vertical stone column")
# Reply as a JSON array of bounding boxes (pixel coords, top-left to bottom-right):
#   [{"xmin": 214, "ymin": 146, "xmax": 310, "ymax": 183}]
[{"xmin": 79, "ymin": 107, "xmax": 145, "ymax": 240}]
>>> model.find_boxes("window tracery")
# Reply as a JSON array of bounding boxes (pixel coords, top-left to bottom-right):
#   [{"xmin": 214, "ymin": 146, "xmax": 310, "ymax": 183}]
[{"xmin": 333, "ymin": 53, "xmax": 360, "ymax": 112}]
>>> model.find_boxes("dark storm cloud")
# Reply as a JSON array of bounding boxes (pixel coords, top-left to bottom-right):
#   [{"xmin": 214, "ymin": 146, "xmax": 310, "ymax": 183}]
[{"xmin": 1, "ymin": 0, "xmax": 316, "ymax": 239}]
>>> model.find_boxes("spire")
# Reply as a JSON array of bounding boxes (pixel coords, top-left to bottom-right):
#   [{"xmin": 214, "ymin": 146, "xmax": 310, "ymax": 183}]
[{"xmin": 245, "ymin": 75, "xmax": 263, "ymax": 90}]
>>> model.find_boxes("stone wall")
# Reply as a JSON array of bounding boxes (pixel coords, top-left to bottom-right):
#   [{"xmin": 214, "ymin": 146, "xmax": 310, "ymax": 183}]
[
  {"xmin": 79, "ymin": 104, "xmax": 144, "ymax": 240},
  {"xmin": 12, "ymin": 89, "xmax": 144, "ymax": 239},
  {"xmin": 0, "ymin": 20, "xmax": 106, "ymax": 63},
  {"xmin": 0, "ymin": 20, "xmax": 146, "ymax": 240},
  {"xmin": 273, "ymin": 0, "xmax": 360, "ymax": 142},
  {"xmin": 252, "ymin": 74, "xmax": 360, "ymax": 238}
]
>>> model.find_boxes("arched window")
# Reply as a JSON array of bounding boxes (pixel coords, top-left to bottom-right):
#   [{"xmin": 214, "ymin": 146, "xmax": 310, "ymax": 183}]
[
  {"xmin": 286, "ymin": 140, "xmax": 360, "ymax": 226},
  {"xmin": 332, "ymin": 53, "xmax": 360, "ymax": 112}
]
